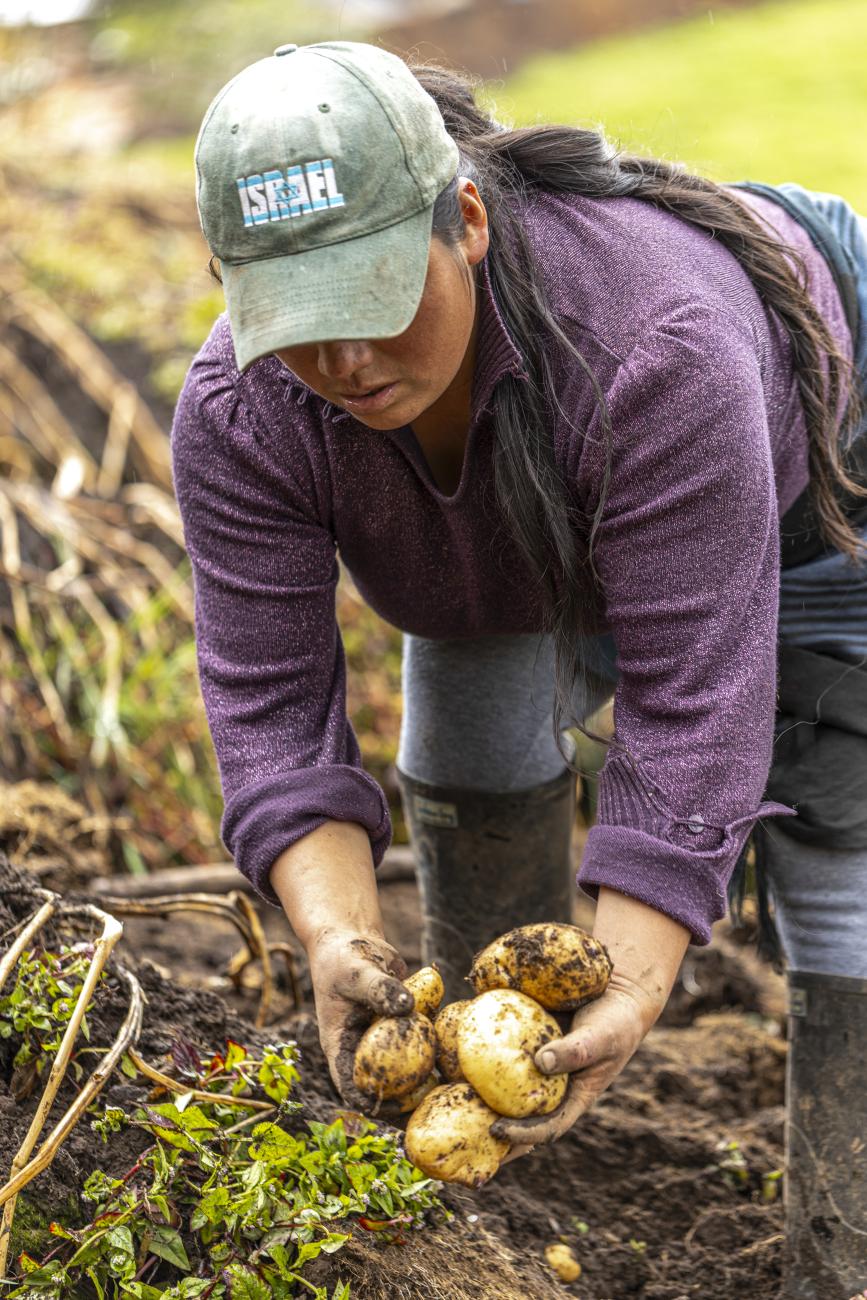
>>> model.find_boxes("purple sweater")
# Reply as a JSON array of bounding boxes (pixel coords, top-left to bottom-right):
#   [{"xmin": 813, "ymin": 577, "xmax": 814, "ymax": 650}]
[{"xmin": 171, "ymin": 186, "xmax": 851, "ymax": 944}]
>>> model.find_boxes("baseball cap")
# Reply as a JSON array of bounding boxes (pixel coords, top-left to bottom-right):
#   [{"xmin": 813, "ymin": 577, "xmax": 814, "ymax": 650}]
[{"xmin": 195, "ymin": 41, "xmax": 460, "ymax": 371}]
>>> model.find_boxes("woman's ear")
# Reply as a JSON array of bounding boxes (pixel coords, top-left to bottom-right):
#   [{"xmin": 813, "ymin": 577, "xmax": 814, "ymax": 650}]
[{"xmin": 457, "ymin": 177, "xmax": 490, "ymax": 266}]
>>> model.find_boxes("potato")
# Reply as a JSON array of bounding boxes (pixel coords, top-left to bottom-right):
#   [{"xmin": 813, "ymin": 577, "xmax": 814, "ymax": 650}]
[
  {"xmin": 469, "ymin": 922, "xmax": 612, "ymax": 1012},
  {"xmin": 457, "ymin": 988, "xmax": 567, "ymax": 1118},
  {"xmin": 353, "ymin": 1013, "xmax": 436, "ymax": 1101},
  {"xmin": 544, "ymin": 1242, "xmax": 581, "ymax": 1282},
  {"xmin": 396, "ymin": 1073, "xmax": 439, "ymax": 1114},
  {"xmin": 405, "ymin": 1083, "xmax": 510, "ymax": 1186},
  {"xmin": 404, "ymin": 964, "xmax": 445, "ymax": 1019},
  {"xmin": 434, "ymin": 1000, "xmax": 470, "ymax": 1082}
]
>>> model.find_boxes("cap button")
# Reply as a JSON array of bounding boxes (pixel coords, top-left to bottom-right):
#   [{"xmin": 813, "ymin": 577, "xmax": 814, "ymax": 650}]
[{"xmin": 274, "ymin": 43, "xmax": 298, "ymax": 56}]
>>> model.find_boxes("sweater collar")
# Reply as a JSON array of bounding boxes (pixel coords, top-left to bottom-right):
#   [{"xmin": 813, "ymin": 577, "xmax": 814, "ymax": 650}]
[{"xmin": 470, "ymin": 256, "xmax": 529, "ymax": 420}]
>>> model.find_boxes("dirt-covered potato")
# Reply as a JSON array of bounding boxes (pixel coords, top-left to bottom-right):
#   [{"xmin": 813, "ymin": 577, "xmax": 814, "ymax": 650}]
[
  {"xmin": 434, "ymin": 1000, "xmax": 470, "ymax": 1082},
  {"xmin": 404, "ymin": 964, "xmax": 445, "ymax": 1019},
  {"xmin": 469, "ymin": 922, "xmax": 613, "ymax": 1012},
  {"xmin": 457, "ymin": 988, "xmax": 567, "ymax": 1118},
  {"xmin": 353, "ymin": 1013, "xmax": 437, "ymax": 1101},
  {"xmin": 405, "ymin": 1083, "xmax": 510, "ymax": 1186},
  {"xmin": 396, "ymin": 1073, "xmax": 440, "ymax": 1113}
]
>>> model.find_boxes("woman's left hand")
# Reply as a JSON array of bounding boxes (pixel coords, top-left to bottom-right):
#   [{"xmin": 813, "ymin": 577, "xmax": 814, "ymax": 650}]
[
  {"xmin": 490, "ymin": 888, "xmax": 691, "ymax": 1160},
  {"xmin": 489, "ymin": 968, "xmax": 664, "ymax": 1156}
]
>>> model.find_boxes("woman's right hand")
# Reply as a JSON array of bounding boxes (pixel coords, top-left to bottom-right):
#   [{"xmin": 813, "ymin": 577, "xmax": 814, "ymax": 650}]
[{"xmin": 306, "ymin": 928, "xmax": 414, "ymax": 1109}]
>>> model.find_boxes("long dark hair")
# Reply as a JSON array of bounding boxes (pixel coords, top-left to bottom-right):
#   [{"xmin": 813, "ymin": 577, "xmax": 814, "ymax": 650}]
[{"xmin": 415, "ymin": 62, "xmax": 865, "ymax": 754}]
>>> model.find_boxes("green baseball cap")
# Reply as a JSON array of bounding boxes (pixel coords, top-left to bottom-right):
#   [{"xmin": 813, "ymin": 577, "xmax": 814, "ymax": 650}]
[{"xmin": 195, "ymin": 41, "xmax": 460, "ymax": 371}]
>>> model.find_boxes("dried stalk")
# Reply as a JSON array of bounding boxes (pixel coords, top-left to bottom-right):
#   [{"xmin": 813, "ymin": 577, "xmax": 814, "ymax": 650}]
[
  {"xmin": 99, "ymin": 892, "xmax": 277, "ymax": 1027},
  {"xmin": 0, "ymin": 898, "xmax": 56, "ymax": 991},
  {"xmin": 0, "ymin": 895, "xmax": 126, "ymax": 1275},
  {"xmin": 0, "ymin": 489, "xmax": 77, "ymax": 750},
  {"xmin": 235, "ymin": 892, "xmax": 274, "ymax": 1028},
  {"xmin": 126, "ymin": 1046, "xmax": 274, "ymax": 1112},
  {"xmin": 0, "ymin": 338, "xmax": 98, "ymax": 483},
  {"xmin": 2, "ymin": 284, "xmax": 172, "ymax": 490},
  {"xmin": 0, "ymin": 963, "xmax": 143, "ymax": 1274}
]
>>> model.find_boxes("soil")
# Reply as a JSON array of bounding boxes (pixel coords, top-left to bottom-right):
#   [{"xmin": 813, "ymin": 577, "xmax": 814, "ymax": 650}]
[{"xmin": 0, "ymin": 856, "xmax": 788, "ymax": 1298}]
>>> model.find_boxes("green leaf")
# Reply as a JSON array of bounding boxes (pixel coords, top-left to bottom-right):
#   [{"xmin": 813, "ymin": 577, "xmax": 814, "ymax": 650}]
[
  {"xmin": 122, "ymin": 1284, "xmax": 164, "ymax": 1299},
  {"xmin": 319, "ymin": 1234, "xmax": 350, "ymax": 1255},
  {"xmin": 293, "ymin": 1242, "xmax": 322, "ymax": 1269},
  {"xmin": 148, "ymin": 1103, "xmax": 218, "ymax": 1134},
  {"xmin": 248, "ymin": 1123, "xmax": 300, "ymax": 1163},
  {"xmin": 148, "ymin": 1224, "xmax": 191, "ymax": 1271},
  {"xmin": 224, "ymin": 1040, "xmax": 248, "ymax": 1070},
  {"xmin": 120, "ymin": 1052, "xmax": 139, "ymax": 1079},
  {"xmin": 86, "ymin": 1265, "xmax": 107, "ymax": 1300},
  {"xmin": 222, "ymin": 1262, "xmax": 270, "ymax": 1299}
]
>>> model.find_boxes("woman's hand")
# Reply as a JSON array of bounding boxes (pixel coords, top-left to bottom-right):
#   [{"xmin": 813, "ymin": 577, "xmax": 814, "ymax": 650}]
[
  {"xmin": 268, "ymin": 821, "xmax": 414, "ymax": 1111},
  {"xmin": 491, "ymin": 968, "xmax": 661, "ymax": 1155},
  {"xmin": 307, "ymin": 928, "xmax": 413, "ymax": 1109},
  {"xmin": 492, "ymin": 887, "xmax": 692, "ymax": 1159}
]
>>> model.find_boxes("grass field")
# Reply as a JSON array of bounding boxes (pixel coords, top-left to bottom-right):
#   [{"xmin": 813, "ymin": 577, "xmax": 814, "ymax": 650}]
[{"xmin": 496, "ymin": 0, "xmax": 867, "ymax": 211}]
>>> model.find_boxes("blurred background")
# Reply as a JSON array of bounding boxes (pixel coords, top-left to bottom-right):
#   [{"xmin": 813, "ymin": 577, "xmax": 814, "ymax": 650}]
[{"xmin": 0, "ymin": 0, "xmax": 865, "ymax": 886}]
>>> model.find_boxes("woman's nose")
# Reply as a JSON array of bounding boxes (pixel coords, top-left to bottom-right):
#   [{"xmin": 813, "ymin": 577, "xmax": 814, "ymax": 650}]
[{"xmin": 316, "ymin": 339, "xmax": 376, "ymax": 380}]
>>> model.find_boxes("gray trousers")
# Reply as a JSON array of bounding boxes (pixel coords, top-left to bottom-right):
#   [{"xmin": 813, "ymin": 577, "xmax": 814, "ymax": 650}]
[{"xmin": 397, "ymin": 630, "xmax": 867, "ymax": 980}]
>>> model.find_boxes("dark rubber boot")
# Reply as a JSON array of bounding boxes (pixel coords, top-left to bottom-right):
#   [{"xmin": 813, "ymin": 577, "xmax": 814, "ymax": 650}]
[
  {"xmin": 396, "ymin": 767, "xmax": 576, "ymax": 1004},
  {"xmin": 784, "ymin": 970, "xmax": 867, "ymax": 1299}
]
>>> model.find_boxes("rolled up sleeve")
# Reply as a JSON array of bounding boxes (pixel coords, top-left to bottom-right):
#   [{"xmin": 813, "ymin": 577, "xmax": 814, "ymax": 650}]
[{"xmin": 575, "ymin": 305, "xmax": 794, "ymax": 943}]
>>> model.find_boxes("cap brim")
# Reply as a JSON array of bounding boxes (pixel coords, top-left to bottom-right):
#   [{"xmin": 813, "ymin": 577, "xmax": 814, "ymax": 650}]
[{"xmin": 222, "ymin": 205, "xmax": 434, "ymax": 372}]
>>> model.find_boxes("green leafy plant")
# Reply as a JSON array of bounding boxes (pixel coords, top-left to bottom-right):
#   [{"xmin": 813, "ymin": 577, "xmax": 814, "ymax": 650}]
[
  {"xmin": 9, "ymin": 1037, "xmax": 443, "ymax": 1299},
  {"xmin": 0, "ymin": 944, "xmax": 102, "ymax": 1097}
]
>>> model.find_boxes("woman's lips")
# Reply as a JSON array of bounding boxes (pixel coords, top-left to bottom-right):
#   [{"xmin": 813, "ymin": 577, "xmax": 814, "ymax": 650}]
[{"xmin": 338, "ymin": 382, "xmax": 398, "ymax": 413}]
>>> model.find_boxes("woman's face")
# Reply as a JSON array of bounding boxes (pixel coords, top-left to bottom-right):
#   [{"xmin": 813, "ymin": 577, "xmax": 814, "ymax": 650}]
[{"xmin": 273, "ymin": 180, "xmax": 489, "ymax": 432}]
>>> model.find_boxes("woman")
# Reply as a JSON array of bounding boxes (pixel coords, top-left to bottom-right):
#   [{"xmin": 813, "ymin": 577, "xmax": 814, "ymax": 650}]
[{"xmin": 174, "ymin": 41, "xmax": 867, "ymax": 1296}]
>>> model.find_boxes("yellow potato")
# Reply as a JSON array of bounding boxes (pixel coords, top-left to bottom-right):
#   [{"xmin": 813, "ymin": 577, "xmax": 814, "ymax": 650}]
[
  {"xmin": 469, "ymin": 922, "xmax": 612, "ymax": 1012},
  {"xmin": 396, "ymin": 1073, "xmax": 439, "ymax": 1114},
  {"xmin": 433, "ymin": 1000, "xmax": 470, "ymax": 1082},
  {"xmin": 404, "ymin": 964, "xmax": 445, "ymax": 1019},
  {"xmin": 457, "ymin": 988, "xmax": 567, "ymax": 1118},
  {"xmin": 405, "ymin": 1083, "xmax": 510, "ymax": 1186},
  {"xmin": 544, "ymin": 1243, "xmax": 581, "ymax": 1282},
  {"xmin": 353, "ymin": 1013, "xmax": 436, "ymax": 1101}
]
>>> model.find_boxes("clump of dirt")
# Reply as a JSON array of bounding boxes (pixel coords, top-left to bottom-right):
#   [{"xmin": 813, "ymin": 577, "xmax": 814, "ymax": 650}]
[{"xmin": 1, "ymin": 858, "xmax": 785, "ymax": 1297}]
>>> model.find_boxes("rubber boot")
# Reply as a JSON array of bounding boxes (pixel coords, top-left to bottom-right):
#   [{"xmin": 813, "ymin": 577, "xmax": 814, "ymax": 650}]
[
  {"xmin": 784, "ymin": 970, "xmax": 867, "ymax": 1299},
  {"xmin": 396, "ymin": 767, "xmax": 577, "ymax": 1004}
]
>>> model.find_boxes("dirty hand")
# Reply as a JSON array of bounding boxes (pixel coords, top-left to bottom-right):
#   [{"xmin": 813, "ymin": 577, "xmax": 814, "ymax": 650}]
[
  {"xmin": 491, "ymin": 889, "xmax": 691, "ymax": 1158},
  {"xmin": 491, "ymin": 969, "xmax": 661, "ymax": 1155},
  {"xmin": 307, "ymin": 928, "xmax": 413, "ymax": 1109}
]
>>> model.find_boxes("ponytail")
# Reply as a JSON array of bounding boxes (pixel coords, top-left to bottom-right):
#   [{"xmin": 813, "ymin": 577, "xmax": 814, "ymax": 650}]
[{"xmin": 414, "ymin": 62, "xmax": 865, "ymax": 752}]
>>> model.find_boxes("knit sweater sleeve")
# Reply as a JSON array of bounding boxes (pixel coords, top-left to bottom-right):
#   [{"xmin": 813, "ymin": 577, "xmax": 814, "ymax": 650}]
[
  {"xmin": 170, "ymin": 343, "xmax": 391, "ymax": 905},
  {"xmin": 575, "ymin": 303, "xmax": 793, "ymax": 944}
]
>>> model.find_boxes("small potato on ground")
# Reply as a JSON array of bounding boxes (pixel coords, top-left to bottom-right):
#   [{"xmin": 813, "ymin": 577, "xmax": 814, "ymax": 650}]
[
  {"xmin": 469, "ymin": 921, "xmax": 613, "ymax": 1012},
  {"xmin": 457, "ymin": 988, "xmax": 567, "ymax": 1118},
  {"xmin": 434, "ymin": 999, "xmax": 470, "ymax": 1082},
  {"xmin": 353, "ymin": 1012, "xmax": 436, "ymax": 1101},
  {"xmin": 405, "ymin": 1083, "xmax": 510, "ymax": 1186},
  {"xmin": 545, "ymin": 1242, "xmax": 581, "ymax": 1282},
  {"xmin": 403, "ymin": 964, "xmax": 445, "ymax": 1019}
]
